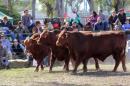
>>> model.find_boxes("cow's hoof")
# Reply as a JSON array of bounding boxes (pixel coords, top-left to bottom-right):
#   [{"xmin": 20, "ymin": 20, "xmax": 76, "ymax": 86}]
[
  {"xmin": 49, "ymin": 70, "xmax": 52, "ymax": 73},
  {"xmin": 41, "ymin": 68, "xmax": 44, "ymax": 71},
  {"xmin": 65, "ymin": 69, "xmax": 69, "ymax": 73},
  {"xmin": 71, "ymin": 70, "xmax": 77, "ymax": 75},
  {"xmin": 34, "ymin": 69, "xmax": 39, "ymax": 72},
  {"xmin": 112, "ymin": 70, "xmax": 117, "ymax": 72},
  {"xmin": 83, "ymin": 70, "xmax": 87, "ymax": 73},
  {"xmin": 96, "ymin": 68, "xmax": 101, "ymax": 72}
]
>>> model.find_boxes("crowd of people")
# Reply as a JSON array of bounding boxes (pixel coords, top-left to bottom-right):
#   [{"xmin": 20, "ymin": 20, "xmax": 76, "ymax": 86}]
[{"xmin": 0, "ymin": 8, "xmax": 130, "ymax": 69}]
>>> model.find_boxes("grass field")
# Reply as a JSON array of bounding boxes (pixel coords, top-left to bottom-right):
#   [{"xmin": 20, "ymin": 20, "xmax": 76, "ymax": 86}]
[{"xmin": 0, "ymin": 62, "xmax": 130, "ymax": 86}]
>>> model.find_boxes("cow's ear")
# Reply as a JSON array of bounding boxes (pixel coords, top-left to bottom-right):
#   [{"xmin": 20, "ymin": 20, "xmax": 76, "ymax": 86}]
[
  {"xmin": 41, "ymin": 30, "xmax": 49, "ymax": 38},
  {"xmin": 65, "ymin": 33, "xmax": 69, "ymax": 38}
]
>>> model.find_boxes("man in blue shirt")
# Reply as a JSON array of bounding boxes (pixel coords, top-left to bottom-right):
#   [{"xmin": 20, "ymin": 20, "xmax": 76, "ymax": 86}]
[{"xmin": 122, "ymin": 19, "xmax": 130, "ymax": 31}]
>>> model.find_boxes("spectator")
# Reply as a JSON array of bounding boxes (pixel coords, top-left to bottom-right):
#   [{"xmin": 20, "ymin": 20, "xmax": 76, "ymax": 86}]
[
  {"xmin": 32, "ymin": 21, "xmax": 43, "ymax": 34},
  {"xmin": 0, "ymin": 16, "xmax": 13, "ymax": 30},
  {"xmin": 108, "ymin": 11, "xmax": 118, "ymax": 29},
  {"xmin": 0, "ymin": 34, "xmax": 12, "ymax": 60},
  {"xmin": 0, "ymin": 16, "xmax": 15, "ymax": 40},
  {"xmin": 0, "ymin": 40, "xmax": 10, "ymax": 69},
  {"xmin": 71, "ymin": 21, "xmax": 78, "ymax": 32},
  {"xmin": 122, "ymin": 19, "xmax": 130, "ymax": 31},
  {"xmin": 22, "ymin": 10, "xmax": 32, "ymax": 32},
  {"xmin": 98, "ymin": 10, "xmax": 106, "ymax": 22},
  {"xmin": 15, "ymin": 21, "xmax": 30, "ymax": 41},
  {"xmin": 90, "ymin": 11, "xmax": 99, "ymax": 27},
  {"xmin": 61, "ymin": 22, "xmax": 72, "ymax": 31},
  {"xmin": 11, "ymin": 39, "xmax": 26, "ymax": 59},
  {"xmin": 51, "ymin": 18, "xmax": 61, "ymax": 30},
  {"xmin": 84, "ymin": 21, "xmax": 92, "ymax": 31},
  {"xmin": 94, "ymin": 17, "xmax": 106, "ymax": 31},
  {"xmin": 117, "ymin": 8, "xmax": 126, "ymax": 25}
]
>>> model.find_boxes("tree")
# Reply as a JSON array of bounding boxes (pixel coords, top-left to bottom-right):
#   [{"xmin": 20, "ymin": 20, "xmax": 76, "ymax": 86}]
[
  {"xmin": 55, "ymin": 0, "xmax": 64, "ymax": 17},
  {"xmin": 32, "ymin": 0, "xmax": 36, "ymax": 20},
  {"xmin": 39, "ymin": 0, "xmax": 55, "ymax": 18},
  {"xmin": 67, "ymin": 0, "xmax": 83, "ymax": 12},
  {"xmin": 87, "ymin": 0, "xmax": 94, "ymax": 12}
]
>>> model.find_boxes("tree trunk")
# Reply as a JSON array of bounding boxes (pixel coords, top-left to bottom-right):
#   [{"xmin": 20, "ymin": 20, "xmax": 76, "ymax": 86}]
[
  {"xmin": 87, "ymin": 0, "xmax": 94, "ymax": 13},
  {"xmin": 8, "ymin": 0, "xmax": 13, "ymax": 14},
  {"xmin": 55, "ymin": 0, "xmax": 64, "ymax": 17},
  {"xmin": 32, "ymin": 0, "xmax": 36, "ymax": 20}
]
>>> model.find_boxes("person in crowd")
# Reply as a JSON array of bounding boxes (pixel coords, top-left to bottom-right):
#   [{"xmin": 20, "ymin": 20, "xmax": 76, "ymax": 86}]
[
  {"xmin": 32, "ymin": 21, "xmax": 43, "ymax": 34},
  {"xmin": 117, "ymin": 8, "xmax": 126, "ymax": 25},
  {"xmin": 71, "ymin": 21, "xmax": 78, "ymax": 32},
  {"xmin": 122, "ymin": 19, "xmax": 130, "ymax": 31},
  {"xmin": 0, "ymin": 40, "xmax": 10, "ymax": 69},
  {"xmin": 0, "ymin": 16, "xmax": 15, "ymax": 41},
  {"xmin": 108, "ymin": 11, "xmax": 118, "ymax": 30},
  {"xmin": 22, "ymin": 9, "xmax": 32, "ymax": 32},
  {"xmin": 14, "ymin": 21, "xmax": 30, "ymax": 41},
  {"xmin": 0, "ymin": 34, "xmax": 12, "ymax": 60},
  {"xmin": 11, "ymin": 39, "xmax": 26, "ymax": 59},
  {"xmin": 94, "ymin": 17, "xmax": 107, "ymax": 31},
  {"xmin": 61, "ymin": 22, "xmax": 72, "ymax": 31},
  {"xmin": 0, "ymin": 16, "xmax": 13, "ymax": 30},
  {"xmin": 43, "ymin": 18, "xmax": 53, "ymax": 30},
  {"xmin": 84, "ymin": 21, "xmax": 93, "ymax": 31},
  {"xmin": 51, "ymin": 18, "xmax": 61, "ymax": 30},
  {"xmin": 98, "ymin": 10, "xmax": 106, "ymax": 22},
  {"xmin": 90, "ymin": 11, "xmax": 99, "ymax": 27}
]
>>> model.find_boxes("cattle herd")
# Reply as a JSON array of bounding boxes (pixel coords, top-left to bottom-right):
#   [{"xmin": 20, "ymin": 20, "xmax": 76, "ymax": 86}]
[{"xmin": 24, "ymin": 30, "xmax": 127, "ymax": 74}]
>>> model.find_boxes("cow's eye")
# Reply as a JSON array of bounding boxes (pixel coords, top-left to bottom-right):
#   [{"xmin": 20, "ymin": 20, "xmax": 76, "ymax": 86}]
[{"xmin": 61, "ymin": 36, "xmax": 64, "ymax": 39}]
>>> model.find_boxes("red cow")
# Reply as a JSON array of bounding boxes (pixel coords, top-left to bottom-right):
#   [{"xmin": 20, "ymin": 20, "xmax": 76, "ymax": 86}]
[
  {"xmin": 38, "ymin": 30, "xmax": 100, "ymax": 72},
  {"xmin": 24, "ymin": 33, "xmax": 51, "ymax": 72},
  {"xmin": 38, "ymin": 30, "xmax": 70, "ymax": 72},
  {"xmin": 56, "ymin": 30, "xmax": 127, "ymax": 73}
]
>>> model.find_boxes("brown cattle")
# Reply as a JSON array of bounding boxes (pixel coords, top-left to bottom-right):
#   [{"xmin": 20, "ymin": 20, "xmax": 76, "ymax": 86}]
[
  {"xmin": 38, "ymin": 30, "xmax": 70, "ymax": 72},
  {"xmin": 38, "ymin": 30, "xmax": 100, "ymax": 72},
  {"xmin": 24, "ymin": 33, "xmax": 51, "ymax": 72},
  {"xmin": 56, "ymin": 30, "xmax": 127, "ymax": 73}
]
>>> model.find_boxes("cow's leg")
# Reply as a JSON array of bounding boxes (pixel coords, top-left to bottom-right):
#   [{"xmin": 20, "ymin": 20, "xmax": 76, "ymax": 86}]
[
  {"xmin": 49, "ymin": 56, "xmax": 56, "ymax": 72},
  {"xmin": 72, "ymin": 58, "xmax": 81, "ymax": 74},
  {"xmin": 35, "ymin": 60, "xmax": 40, "ymax": 72},
  {"xmin": 82, "ymin": 59, "xmax": 87, "ymax": 73},
  {"xmin": 94, "ymin": 58, "xmax": 100, "ymax": 71},
  {"xmin": 40, "ymin": 64, "xmax": 44, "ymax": 71},
  {"xmin": 70, "ymin": 58, "xmax": 75, "ymax": 68},
  {"xmin": 121, "ymin": 52, "xmax": 127, "ymax": 72},
  {"xmin": 112, "ymin": 54, "xmax": 120, "ymax": 72},
  {"xmin": 48, "ymin": 52, "xmax": 52, "ymax": 66},
  {"xmin": 64, "ymin": 57, "xmax": 70, "ymax": 72}
]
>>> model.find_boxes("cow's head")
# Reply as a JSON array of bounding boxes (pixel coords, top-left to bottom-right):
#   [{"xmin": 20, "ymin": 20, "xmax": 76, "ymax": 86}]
[
  {"xmin": 56, "ymin": 29, "xmax": 69, "ymax": 47},
  {"xmin": 38, "ymin": 30, "xmax": 54, "ymax": 46},
  {"xmin": 24, "ymin": 37, "xmax": 37, "ymax": 54}
]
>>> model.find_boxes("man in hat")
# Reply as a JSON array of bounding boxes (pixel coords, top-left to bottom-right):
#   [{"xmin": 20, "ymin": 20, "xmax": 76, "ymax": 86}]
[
  {"xmin": 118, "ymin": 8, "xmax": 126, "ymax": 25},
  {"xmin": 0, "ymin": 40, "xmax": 10, "ymax": 69}
]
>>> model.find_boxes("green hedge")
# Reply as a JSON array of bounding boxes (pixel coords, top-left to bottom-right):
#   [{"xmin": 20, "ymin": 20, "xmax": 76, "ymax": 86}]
[{"xmin": 0, "ymin": 5, "xmax": 21, "ymax": 25}]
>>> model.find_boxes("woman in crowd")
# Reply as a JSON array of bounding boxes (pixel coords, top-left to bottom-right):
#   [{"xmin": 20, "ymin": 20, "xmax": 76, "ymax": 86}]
[{"xmin": 90, "ymin": 11, "xmax": 99, "ymax": 27}]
